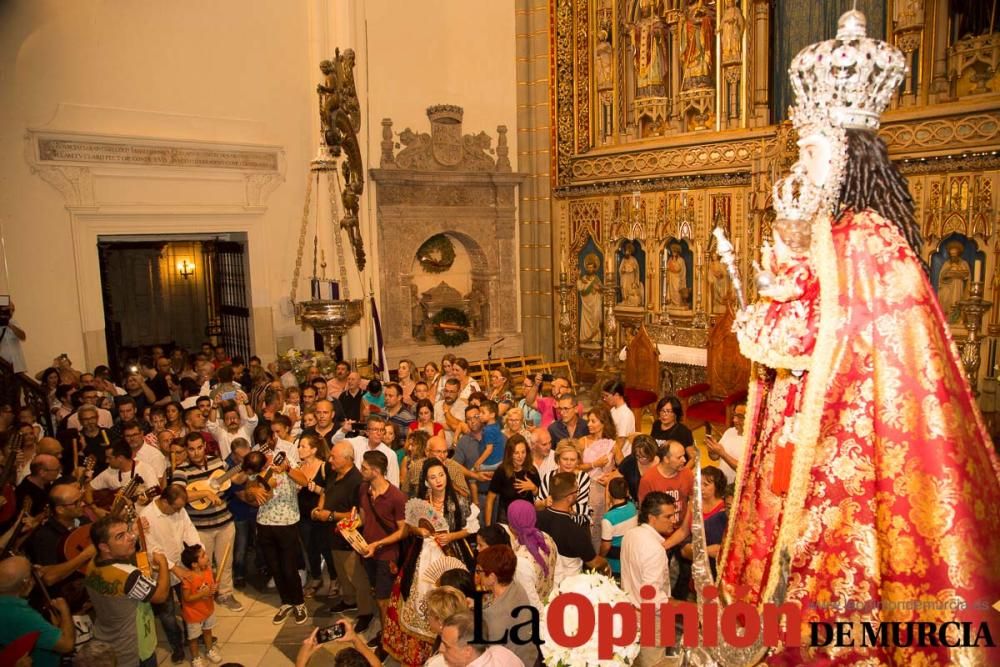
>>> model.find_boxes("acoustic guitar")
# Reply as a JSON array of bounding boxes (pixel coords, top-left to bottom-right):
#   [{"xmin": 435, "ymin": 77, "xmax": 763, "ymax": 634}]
[
  {"xmin": 92, "ymin": 470, "xmax": 162, "ymax": 514},
  {"xmin": 123, "ymin": 501, "xmax": 152, "ymax": 578},
  {"xmin": 0, "ymin": 497, "xmax": 33, "ymax": 557},
  {"xmin": 244, "ymin": 452, "xmax": 286, "ymax": 508},
  {"xmin": 63, "ymin": 523, "xmax": 94, "ymax": 576},
  {"xmin": 186, "ymin": 462, "xmax": 245, "ymax": 511},
  {"xmin": 0, "ymin": 432, "xmax": 24, "ymax": 524}
]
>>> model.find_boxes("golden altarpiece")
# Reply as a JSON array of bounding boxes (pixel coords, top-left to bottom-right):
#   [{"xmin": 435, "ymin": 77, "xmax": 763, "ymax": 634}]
[{"xmin": 551, "ymin": 0, "xmax": 1000, "ymax": 434}]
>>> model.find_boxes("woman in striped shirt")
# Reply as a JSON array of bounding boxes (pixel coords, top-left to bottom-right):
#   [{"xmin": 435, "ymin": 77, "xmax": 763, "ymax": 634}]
[{"xmin": 534, "ymin": 439, "xmax": 591, "ymax": 526}]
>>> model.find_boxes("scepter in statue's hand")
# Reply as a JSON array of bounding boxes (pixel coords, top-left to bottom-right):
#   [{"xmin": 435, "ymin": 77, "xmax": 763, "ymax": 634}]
[{"xmin": 712, "ymin": 227, "xmax": 747, "ymax": 311}]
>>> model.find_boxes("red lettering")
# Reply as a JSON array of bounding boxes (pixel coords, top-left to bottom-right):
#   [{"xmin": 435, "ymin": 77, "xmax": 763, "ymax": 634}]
[
  {"xmin": 701, "ymin": 586, "xmax": 719, "ymax": 647},
  {"xmin": 546, "ymin": 593, "xmax": 594, "ymax": 648},
  {"xmin": 762, "ymin": 601, "xmax": 802, "ymax": 647},
  {"xmin": 597, "ymin": 602, "xmax": 638, "ymax": 659},
  {"xmin": 720, "ymin": 600, "xmax": 761, "ymax": 648}
]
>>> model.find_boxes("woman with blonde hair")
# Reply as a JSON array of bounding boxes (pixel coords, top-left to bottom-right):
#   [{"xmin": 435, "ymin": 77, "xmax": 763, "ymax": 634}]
[
  {"xmin": 425, "ymin": 585, "xmax": 471, "ymax": 655},
  {"xmin": 501, "ymin": 407, "xmax": 532, "ymax": 441},
  {"xmin": 534, "ymin": 440, "xmax": 591, "ymax": 525}
]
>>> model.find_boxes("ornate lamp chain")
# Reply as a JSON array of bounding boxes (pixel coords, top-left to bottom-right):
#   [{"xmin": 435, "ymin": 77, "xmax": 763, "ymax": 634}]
[
  {"xmin": 330, "ymin": 170, "xmax": 352, "ymax": 299},
  {"xmin": 289, "ymin": 170, "xmax": 316, "ymax": 304}
]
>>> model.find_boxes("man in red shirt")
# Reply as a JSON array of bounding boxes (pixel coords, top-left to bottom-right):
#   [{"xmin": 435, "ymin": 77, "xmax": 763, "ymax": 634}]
[
  {"xmin": 637, "ymin": 440, "xmax": 695, "ymax": 597},
  {"xmin": 358, "ymin": 450, "xmax": 406, "ymax": 659},
  {"xmin": 638, "ymin": 441, "xmax": 693, "ymax": 509}
]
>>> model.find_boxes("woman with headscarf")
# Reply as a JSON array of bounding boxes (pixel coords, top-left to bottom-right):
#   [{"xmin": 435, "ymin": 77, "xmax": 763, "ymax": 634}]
[{"xmin": 506, "ymin": 499, "xmax": 557, "ymax": 608}]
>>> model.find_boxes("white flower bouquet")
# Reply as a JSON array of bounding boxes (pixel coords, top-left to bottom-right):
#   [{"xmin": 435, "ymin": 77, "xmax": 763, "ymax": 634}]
[
  {"xmin": 540, "ymin": 571, "xmax": 640, "ymax": 667},
  {"xmin": 277, "ymin": 348, "xmax": 338, "ymax": 384}
]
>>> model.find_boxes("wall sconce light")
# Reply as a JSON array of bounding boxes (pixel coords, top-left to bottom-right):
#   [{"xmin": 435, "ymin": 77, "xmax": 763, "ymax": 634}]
[{"xmin": 177, "ymin": 259, "xmax": 195, "ymax": 280}]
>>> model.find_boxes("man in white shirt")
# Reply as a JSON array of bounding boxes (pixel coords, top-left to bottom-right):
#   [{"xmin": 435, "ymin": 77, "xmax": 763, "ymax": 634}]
[
  {"xmin": 705, "ymin": 403, "xmax": 746, "ymax": 487},
  {"xmin": 122, "ymin": 421, "xmax": 167, "ymax": 489},
  {"xmin": 437, "ymin": 611, "xmax": 524, "ymax": 667},
  {"xmin": 86, "ymin": 442, "xmax": 159, "ymax": 508},
  {"xmin": 206, "ymin": 394, "xmax": 258, "ymax": 460},
  {"xmin": 140, "ymin": 485, "xmax": 203, "ymax": 584},
  {"xmin": 620, "ymin": 491, "xmax": 681, "ymax": 667},
  {"xmin": 66, "ymin": 386, "xmax": 114, "ymax": 430},
  {"xmin": 335, "ymin": 414, "xmax": 399, "ymax": 487},
  {"xmin": 139, "ymin": 484, "xmax": 202, "ymax": 663},
  {"xmin": 602, "ymin": 380, "xmax": 636, "ymax": 438},
  {"xmin": 529, "ymin": 427, "xmax": 556, "ymax": 479},
  {"xmin": 434, "ymin": 378, "xmax": 467, "ymax": 447}
]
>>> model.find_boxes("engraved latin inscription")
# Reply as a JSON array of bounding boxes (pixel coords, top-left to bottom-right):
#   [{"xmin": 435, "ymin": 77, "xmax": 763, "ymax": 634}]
[{"xmin": 38, "ymin": 138, "xmax": 278, "ymax": 171}]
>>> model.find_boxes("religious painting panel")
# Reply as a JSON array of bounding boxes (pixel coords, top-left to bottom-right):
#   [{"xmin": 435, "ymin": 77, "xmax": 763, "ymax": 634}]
[{"xmin": 616, "ymin": 238, "xmax": 646, "ymax": 307}]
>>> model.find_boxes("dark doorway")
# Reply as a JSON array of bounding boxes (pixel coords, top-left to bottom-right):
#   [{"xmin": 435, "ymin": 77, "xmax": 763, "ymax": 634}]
[{"xmin": 98, "ymin": 234, "xmax": 252, "ymax": 376}]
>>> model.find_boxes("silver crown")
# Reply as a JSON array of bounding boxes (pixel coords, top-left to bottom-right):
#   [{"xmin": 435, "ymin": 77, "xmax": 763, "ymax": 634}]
[{"xmin": 788, "ymin": 10, "xmax": 907, "ymax": 133}]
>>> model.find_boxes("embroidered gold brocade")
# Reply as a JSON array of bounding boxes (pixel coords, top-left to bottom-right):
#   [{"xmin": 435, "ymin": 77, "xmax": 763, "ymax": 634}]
[{"xmin": 720, "ymin": 210, "xmax": 1000, "ymax": 666}]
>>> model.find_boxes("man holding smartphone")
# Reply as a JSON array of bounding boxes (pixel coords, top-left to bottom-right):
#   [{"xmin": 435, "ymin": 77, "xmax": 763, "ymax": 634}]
[{"xmin": 297, "ymin": 619, "xmax": 381, "ymax": 666}]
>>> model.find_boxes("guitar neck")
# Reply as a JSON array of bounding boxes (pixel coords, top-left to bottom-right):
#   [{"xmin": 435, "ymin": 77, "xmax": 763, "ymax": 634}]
[
  {"xmin": 0, "ymin": 434, "xmax": 23, "ymax": 488},
  {"xmin": 130, "ymin": 508, "xmax": 152, "ymax": 578},
  {"xmin": 216, "ymin": 462, "xmax": 243, "ymax": 485}
]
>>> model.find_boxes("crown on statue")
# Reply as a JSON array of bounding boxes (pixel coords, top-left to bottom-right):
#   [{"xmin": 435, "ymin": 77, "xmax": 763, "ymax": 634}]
[{"xmin": 788, "ymin": 10, "xmax": 906, "ymax": 134}]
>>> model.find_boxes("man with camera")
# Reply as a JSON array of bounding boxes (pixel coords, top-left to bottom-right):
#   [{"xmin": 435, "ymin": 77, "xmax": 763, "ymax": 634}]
[{"xmin": 0, "ymin": 297, "xmax": 26, "ymax": 373}]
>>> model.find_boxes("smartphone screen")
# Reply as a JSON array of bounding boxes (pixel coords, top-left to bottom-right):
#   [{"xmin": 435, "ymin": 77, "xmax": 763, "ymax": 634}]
[{"xmin": 316, "ymin": 623, "xmax": 346, "ymax": 643}]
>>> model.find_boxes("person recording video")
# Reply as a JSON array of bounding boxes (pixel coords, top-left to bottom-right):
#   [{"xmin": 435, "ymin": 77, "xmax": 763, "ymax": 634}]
[{"xmin": 0, "ymin": 297, "xmax": 27, "ymax": 373}]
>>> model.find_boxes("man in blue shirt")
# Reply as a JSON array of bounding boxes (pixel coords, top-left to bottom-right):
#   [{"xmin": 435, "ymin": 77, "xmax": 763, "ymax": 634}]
[
  {"xmin": 548, "ymin": 393, "xmax": 589, "ymax": 444},
  {"xmin": 0, "ymin": 555, "xmax": 75, "ymax": 667},
  {"xmin": 453, "ymin": 405, "xmax": 493, "ymax": 505}
]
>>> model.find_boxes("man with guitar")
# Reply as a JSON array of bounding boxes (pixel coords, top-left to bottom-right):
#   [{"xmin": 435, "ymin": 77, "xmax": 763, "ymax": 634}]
[
  {"xmin": 140, "ymin": 484, "xmax": 202, "ymax": 663},
  {"xmin": 241, "ymin": 449, "xmax": 308, "ymax": 625},
  {"xmin": 123, "ymin": 421, "xmax": 168, "ymax": 490},
  {"xmin": 170, "ymin": 432, "xmax": 243, "ymax": 612},
  {"xmin": 83, "ymin": 514, "xmax": 171, "ymax": 667},
  {"xmin": 13, "ymin": 454, "xmax": 61, "ymax": 521},
  {"xmin": 74, "ymin": 405, "xmax": 114, "ymax": 475},
  {"xmin": 26, "ymin": 482, "xmax": 95, "ymax": 615},
  {"xmin": 85, "ymin": 442, "xmax": 160, "ymax": 512}
]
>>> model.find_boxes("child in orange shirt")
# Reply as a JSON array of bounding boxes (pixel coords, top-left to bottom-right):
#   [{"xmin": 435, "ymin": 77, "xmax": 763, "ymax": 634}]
[{"xmin": 180, "ymin": 544, "xmax": 222, "ymax": 666}]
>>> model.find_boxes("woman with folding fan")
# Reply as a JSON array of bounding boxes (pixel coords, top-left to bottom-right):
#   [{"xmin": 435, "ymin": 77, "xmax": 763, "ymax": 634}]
[{"xmin": 382, "ymin": 458, "xmax": 479, "ymax": 666}]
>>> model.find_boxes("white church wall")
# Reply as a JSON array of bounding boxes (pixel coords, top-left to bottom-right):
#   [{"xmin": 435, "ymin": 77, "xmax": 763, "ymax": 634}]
[{"xmin": 0, "ymin": 0, "xmax": 519, "ymax": 374}]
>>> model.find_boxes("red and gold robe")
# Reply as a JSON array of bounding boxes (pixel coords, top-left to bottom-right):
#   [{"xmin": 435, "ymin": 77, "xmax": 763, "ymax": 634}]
[{"xmin": 720, "ymin": 209, "xmax": 1000, "ymax": 665}]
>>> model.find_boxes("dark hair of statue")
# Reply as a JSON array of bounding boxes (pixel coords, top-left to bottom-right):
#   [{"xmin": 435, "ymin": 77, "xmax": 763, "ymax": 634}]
[{"xmin": 836, "ymin": 129, "xmax": 927, "ymax": 275}]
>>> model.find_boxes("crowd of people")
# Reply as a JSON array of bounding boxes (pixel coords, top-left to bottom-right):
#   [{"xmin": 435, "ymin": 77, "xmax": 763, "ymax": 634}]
[{"xmin": 0, "ymin": 345, "xmax": 746, "ymax": 667}]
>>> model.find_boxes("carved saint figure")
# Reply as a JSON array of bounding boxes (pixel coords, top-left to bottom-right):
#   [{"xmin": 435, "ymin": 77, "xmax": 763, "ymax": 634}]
[
  {"xmin": 630, "ymin": 0, "xmax": 667, "ymax": 95},
  {"xmin": 577, "ymin": 253, "xmax": 604, "ymax": 345},
  {"xmin": 618, "ymin": 242, "xmax": 644, "ymax": 307},
  {"xmin": 664, "ymin": 242, "xmax": 688, "ymax": 308},
  {"xmin": 595, "ymin": 28, "xmax": 614, "ymax": 90},
  {"xmin": 410, "ymin": 284, "xmax": 428, "ymax": 340},
  {"xmin": 937, "ymin": 241, "xmax": 972, "ymax": 323},
  {"xmin": 679, "ymin": 0, "xmax": 715, "ymax": 89},
  {"xmin": 466, "ymin": 287, "xmax": 488, "ymax": 337},
  {"xmin": 709, "ymin": 258, "xmax": 732, "ymax": 313},
  {"xmin": 720, "ymin": 0, "xmax": 746, "ymax": 63}
]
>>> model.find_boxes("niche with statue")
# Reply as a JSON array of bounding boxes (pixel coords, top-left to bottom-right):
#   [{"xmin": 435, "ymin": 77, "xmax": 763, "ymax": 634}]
[{"xmin": 370, "ymin": 104, "xmax": 526, "ymax": 359}]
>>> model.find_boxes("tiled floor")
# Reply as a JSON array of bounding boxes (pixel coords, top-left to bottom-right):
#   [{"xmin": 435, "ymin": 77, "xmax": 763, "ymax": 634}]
[{"xmin": 153, "ymin": 581, "xmax": 398, "ymax": 667}]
